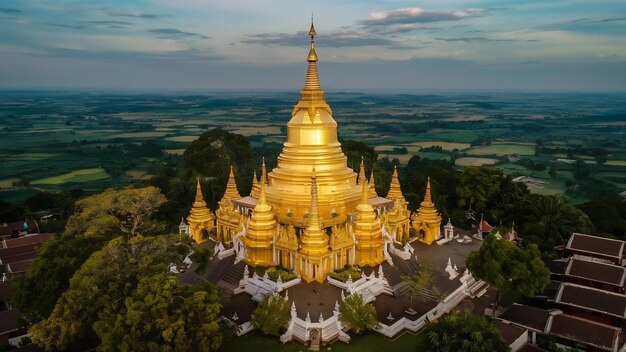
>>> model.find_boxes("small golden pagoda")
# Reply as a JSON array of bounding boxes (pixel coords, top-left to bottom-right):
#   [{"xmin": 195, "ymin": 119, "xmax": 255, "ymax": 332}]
[
  {"xmin": 411, "ymin": 177, "xmax": 442, "ymax": 245},
  {"xmin": 383, "ymin": 166, "xmax": 411, "ymax": 243},
  {"xmin": 241, "ymin": 180, "xmax": 275, "ymax": 266},
  {"xmin": 215, "ymin": 166, "xmax": 243, "ymax": 243},
  {"xmin": 353, "ymin": 179, "xmax": 384, "ymax": 266},
  {"xmin": 187, "ymin": 178, "xmax": 215, "ymax": 244}
]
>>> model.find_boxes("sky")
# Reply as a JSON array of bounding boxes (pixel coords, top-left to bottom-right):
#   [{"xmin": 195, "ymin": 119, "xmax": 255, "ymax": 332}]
[{"xmin": 0, "ymin": 0, "xmax": 625, "ymax": 92}]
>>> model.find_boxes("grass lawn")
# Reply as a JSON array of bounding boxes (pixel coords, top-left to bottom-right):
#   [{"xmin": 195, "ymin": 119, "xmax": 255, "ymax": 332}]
[
  {"xmin": 219, "ymin": 330, "xmax": 424, "ymax": 352},
  {"xmin": 455, "ymin": 157, "xmax": 499, "ymax": 167}
]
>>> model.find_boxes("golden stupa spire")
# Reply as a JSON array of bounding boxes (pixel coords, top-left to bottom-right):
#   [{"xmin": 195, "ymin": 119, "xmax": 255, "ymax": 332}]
[
  {"xmin": 222, "ymin": 165, "xmax": 241, "ymax": 200},
  {"xmin": 387, "ymin": 165, "xmax": 405, "ymax": 201},
  {"xmin": 261, "ymin": 157, "xmax": 267, "ymax": 185},
  {"xmin": 194, "ymin": 177, "xmax": 207, "ymax": 207},
  {"xmin": 292, "ymin": 16, "xmax": 331, "ymax": 117},
  {"xmin": 369, "ymin": 170, "xmax": 377, "ymax": 198},
  {"xmin": 358, "ymin": 156, "xmax": 366, "ymax": 184},
  {"xmin": 423, "ymin": 177, "xmax": 433, "ymax": 204},
  {"xmin": 255, "ymin": 175, "xmax": 271, "ymax": 212},
  {"xmin": 250, "ymin": 169, "xmax": 259, "ymax": 198}
]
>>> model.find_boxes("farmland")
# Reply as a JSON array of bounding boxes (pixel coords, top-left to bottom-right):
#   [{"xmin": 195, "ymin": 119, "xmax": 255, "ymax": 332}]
[{"xmin": 0, "ymin": 91, "xmax": 624, "ymax": 204}]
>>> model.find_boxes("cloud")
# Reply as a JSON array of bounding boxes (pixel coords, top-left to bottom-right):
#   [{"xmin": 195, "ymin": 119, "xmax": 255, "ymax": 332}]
[
  {"xmin": 435, "ymin": 37, "xmax": 523, "ymax": 43},
  {"xmin": 39, "ymin": 47, "xmax": 222, "ymax": 62},
  {"xmin": 359, "ymin": 7, "xmax": 485, "ymax": 26},
  {"xmin": 81, "ymin": 20, "xmax": 134, "ymax": 29},
  {"xmin": 148, "ymin": 28, "xmax": 209, "ymax": 40},
  {"xmin": 241, "ymin": 30, "xmax": 415, "ymax": 49},
  {"xmin": 104, "ymin": 11, "xmax": 168, "ymax": 19},
  {"xmin": 366, "ymin": 24, "xmax": 440, "ymax": 35},
  {"xmin": 0, "ymin": 8, "xmax": 23, "ymax": 15},
  {"xmin": 569, "ymin": 17, "xmax": 626, "ymax": 24}
]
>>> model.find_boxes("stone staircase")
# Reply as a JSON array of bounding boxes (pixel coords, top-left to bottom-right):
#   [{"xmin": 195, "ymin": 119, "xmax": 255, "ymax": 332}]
[{"xmin": 215, "ymin": 260, "xmax": 246, "ymax": 301}]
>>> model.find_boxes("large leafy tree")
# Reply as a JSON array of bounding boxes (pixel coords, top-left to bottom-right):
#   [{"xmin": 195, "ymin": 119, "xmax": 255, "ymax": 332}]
[
  {"xmin": 11, "ymin": 187, "xmax": 168, "ymax": 322},
  {"xmin": 466, "ymin": 235, "xmax": 550, "ymax": 315},
  {"xmin": 338, "ymin": 293, "xmax": 380, "ymax": 334},
  {"xmin": 30, "ymin": 235, "xmax": 222, "ymax": 351},
  {"xmin": 523, "ymin": 194, "xmax": 594, "ymax": 251},
  {"xmin": 65, "ymin": 186, "xmax": 166, "ymax": 238},
  {"xmin": 251, "ymin": 293, "xmax": 291, "ymax": 336},
  {"xmin": 421, "ymin": 312, "xmax": 510, "ymax": 352}
]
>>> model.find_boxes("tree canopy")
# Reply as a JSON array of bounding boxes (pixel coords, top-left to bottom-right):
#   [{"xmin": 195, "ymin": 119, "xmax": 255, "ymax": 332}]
[
  {"xmin": 251, "ymin": 293, "xmax": 291, "ymax": 336},
  {"xmin": 421, "ymin": 312, "xmax": 510, "ymax": 352},
  {"xmin": 338, "ymin": 293, "xmax": 380, "ymax": 334},
  {"xmin": 64, "ymin": 186, "xmax": 166, "ymax": 238},
  {"xmin": 466, "ymin": 235, "xmax": 550, "ymax": 312},
  {"xmin": 30, "ymin": 235, "xmax": 222, "ymax": 352}
]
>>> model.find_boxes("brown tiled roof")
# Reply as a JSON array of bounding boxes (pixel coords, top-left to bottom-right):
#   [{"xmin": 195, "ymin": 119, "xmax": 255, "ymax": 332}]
[
  {"xmin": 565, "ymin": 258, "xmax": 626, "ymax": 286},
  {"xmin": 0, "ymin": 219, "xmax": 39, "ymax": 238},
  {"xmin": 518, "ymin": 344, "xmax": 548, "ymax": 352},
  {"xmin": 7, "ymin": 259, "xmax": 36, "ymax": 274},
  {"xmin": 548, "ymin": 259, "xmax": 568, "ymax": 275},
  {"xmin": 2, "ymin": 233, "xmax": 53, "ymax": 249},
  {"xmin": 0, "ymin": 309, "xmax": 20, "ymax": 334},
  {"xmin": 499, "ymin": 304, "xmax": 551, "ymax": 332},
  {"xmin": 0, "ymin": 243, "xmax": 39, "ymax": 264},
  {"xmin": 498, "ymin": 321, "xmax": 527, "ymax": 345},
  {"xmin": 556, "ymin": 283, "xmax": 626, "ymax": 318},
  {"xmin": 566, "ymin": 233, "xmax": 625, "ymax": 259},
  {"xmin": 537, "ymin": 281, "xmax": 560, "ymax": 300},
  {"xmin": 549, "ymin": 314, "xmax": 620, "ymax": 351},
  {"xmin": 0, "ymin": 281, "xmax": 12, "ymax": 302}
]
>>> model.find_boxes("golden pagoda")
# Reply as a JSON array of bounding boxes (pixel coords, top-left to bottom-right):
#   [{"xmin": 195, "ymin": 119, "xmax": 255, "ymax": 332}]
[
  {"xmin": 368, "ymin": 170, "xmax": 377, "ymax": 199},
  {"xmin": 411, "ymin": 177, "xmax": 442, "ymax": 245},
  {"xmin": 242, "ymin": 179, "xmax": 276, "ymax": 266},
  {"xmin": 215, "ymin": 166, "xmax": 243, "ymax": 243},
  {"xmin": 187, "ymin": 178, "xmax": 215, "ymax": 244},
  {"xmin": 202, "ymin": 20, "xmax": 418, "ymax": 282},
  {"xmin": 353, "ymin": 179, "xmax": 384, "ymax": 266},
  {"xmin": 250, "ymin": 170, "xmax": 259, "ymax": 199},
  {"xmin": 383, "ymin": 166, "xmax": 411, "ymax": 243}
]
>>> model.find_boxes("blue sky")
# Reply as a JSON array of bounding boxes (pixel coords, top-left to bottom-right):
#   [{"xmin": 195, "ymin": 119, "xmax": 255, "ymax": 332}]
[{"xmin": 0, "ymin": 0, "xmax": 625, "ymax": 91}]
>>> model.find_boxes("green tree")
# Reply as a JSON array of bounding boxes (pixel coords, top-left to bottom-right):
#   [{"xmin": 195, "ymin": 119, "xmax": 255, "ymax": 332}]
[
  {"xmin": 65, "ymin": 186, "xmax": 166, "ymax": 238},
  {"xmin": 30, "ymin": 235, "xmax": 222, "ymax": 351},
  {"xmin": 523, "ymin": 194, "xmax": 594, "ymax": 251},
  {"xmin": 421, "ymin": 312, "xmax": 510, "ymax": 352},
  {"xmin": 251, "ymin": 293, "xmax": 291, "ymax": 336},
  {"xmin": 466, "ymin": 235, "xmax": 550, "ymax": 316},
  {"xmin": 338, "ymin": 293, "xmax": 380, "ymax": 334},
  {"xmin": 456, "ymin": 166, "xmax": 507, "ymax": 212},
  {"xmin": 12, "ymin": 187, "xmax": 168, "ymax": 322},
  {"xmin": 401, "ymin": 258, "xmax": 433, "ymax": 309}
]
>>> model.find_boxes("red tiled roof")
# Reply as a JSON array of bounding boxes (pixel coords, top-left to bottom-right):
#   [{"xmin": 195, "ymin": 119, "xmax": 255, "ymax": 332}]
[
  {"xmin": 566, "ymin": 233, "xmax": 625, "ymax": 260},
  {"xmin": 0, "ymin": 243, "xmax": 39, "ymax": 264},
  {"xmin": 480, "ymin": 220, "xmax": 493, "ymax": 232},
  {"xmin": 518, "ymin": 344, "xmax": 548, "ymax": 352},
  {"xmin": 0, "ymin": 281, "xmax": 12, "ymax": 302},
  {"xmin": 498, "ymin": 321, "xmax": 527, "ymax": 345}
]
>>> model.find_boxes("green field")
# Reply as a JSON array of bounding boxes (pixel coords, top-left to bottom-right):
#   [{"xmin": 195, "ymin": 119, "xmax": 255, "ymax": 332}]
[
  {"xmin": 455, "ymin": 157, "xmax": 499, "ymax": 167},
  {"xmin": 467, "ymin": 143, "xmax": 535, "ymax": 156},
  {"xmin": 31, "ymin": 168, "xmax": 110, "ymax": 185}
]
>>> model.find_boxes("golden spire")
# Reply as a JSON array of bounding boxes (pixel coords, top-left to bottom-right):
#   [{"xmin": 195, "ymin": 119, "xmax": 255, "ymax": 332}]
[
  {"xmin": 369, "ymin": 170, "xmax": 377, "ymax": 198},
  {"xmin": 358, "ymin": 156, "xmax": 366, "ymax": 184},
  {"xmin": 387, "ymin": 165, "xmax": 405, "ymax": 201},
  {"xmin": 255, "ymin": 175, "xmax": 271, "ymax": 212},
  {"xmin": 360, "ymin": 174, "xmax": 369, "ymax": 206},
  {"xmin": 292, "ymin": 17, "xmax": 331, "ymax": 117},
  {"xmin": 251, "ymin": 169, "xmax": 259, "ymax": 198},
  {"xmin": 261, "ymin": 157, "xmax": 267, "ymax": 185},
  {"xmin": 424, "ymin": 177, "xmax": 433, "ymax": 204},
  {"xmin": 193, "ymin": 177, "xmax": 207, "ymax": 207},
  {"xmin": 222, "ymin": 165, "xmax": 241, "ymax": 201}
]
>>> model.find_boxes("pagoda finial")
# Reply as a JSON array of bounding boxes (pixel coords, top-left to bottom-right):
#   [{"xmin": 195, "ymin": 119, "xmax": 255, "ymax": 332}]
[
  {"xmin": 358, "ymin": 156, "xmax": 366, "ymax": 184},
  {"xmin": 308, "ymin": 169, "xmax": 321, "ymax": 230},
  {"xmin": 360, "ymin": 174, "xmax": 369, "ymax": 206},
  {"xmin": 194, "ymin": 177, "xmax": 206, "ymax": 206},
  {"xmin": 222, "ymin": 165, "xmax": 241, "ymax": 200},
  {"xmin": 259, "ymin": 175, "xmax": 267, "ymax": 206},
  {"xmin": 387, "ymin": 165, "xmax": 404, "ymax": 201},
  {"xmin": 369, "ymin": 170, "xmax": 378, "ymax": 198},
  {"xmin": 424, "ymin": 177, "xmax": 432, "ymax": 204},
  {"xmin": 307, "ymin": 15, "xmax": 317, "ymax": 62},
  {"xmin": 261, "ymin": 157, "xmax": 267, "ymax": 185}
]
